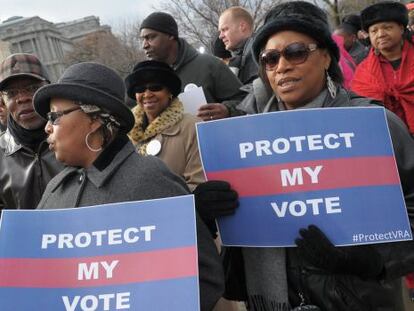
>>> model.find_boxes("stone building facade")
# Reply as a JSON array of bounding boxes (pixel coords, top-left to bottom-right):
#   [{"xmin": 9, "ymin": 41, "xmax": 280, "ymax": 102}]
[{"xmin": 0, "ymin": 15, "xmax": 111, "ymax": 81}]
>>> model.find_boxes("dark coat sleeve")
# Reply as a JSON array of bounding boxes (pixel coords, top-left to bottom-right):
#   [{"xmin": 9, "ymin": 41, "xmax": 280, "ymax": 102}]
[
  {"xmin": 196, "ymin": 214, "xmax": 225, "ymax": 310},
  {"xmin": 378, "ymin": 110, "xmax": 414, "ymax": 279}
]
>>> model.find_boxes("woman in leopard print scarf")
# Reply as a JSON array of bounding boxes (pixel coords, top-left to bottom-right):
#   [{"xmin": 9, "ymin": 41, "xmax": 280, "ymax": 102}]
[{"xmin": 126, "ymin": 60, "xmax": 205, "ymax": 191}]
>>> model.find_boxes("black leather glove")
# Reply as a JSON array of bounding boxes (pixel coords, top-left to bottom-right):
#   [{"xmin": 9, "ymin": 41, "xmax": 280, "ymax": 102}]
[
  {"xmin": 193, "ymin": 180, "xmax": 239, "ymax": 221},
  {"xmin": 295, "ymin": 225, "xmax": 384, "ymax": 279}
]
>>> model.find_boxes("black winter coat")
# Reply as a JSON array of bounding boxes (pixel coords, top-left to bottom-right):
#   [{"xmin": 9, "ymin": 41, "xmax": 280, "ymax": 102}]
[
  {"xmin": 0, "ymin": 130, "xmax": 63, "ymax": 210},
  {"xmin": 224, "ymin": 87, "xmax": 414, "ymax": 311}
]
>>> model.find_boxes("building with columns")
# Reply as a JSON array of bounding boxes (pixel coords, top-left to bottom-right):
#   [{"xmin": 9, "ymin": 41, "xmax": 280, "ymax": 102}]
[{"xmin": 0, "ymin": 15, "xmax": 111, "ymax": 81}]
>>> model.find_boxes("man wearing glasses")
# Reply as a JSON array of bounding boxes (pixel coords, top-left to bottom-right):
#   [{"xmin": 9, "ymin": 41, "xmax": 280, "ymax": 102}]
[{"xmin": 0, "ymin": 53, "xmax": 63, "ymax": 211}]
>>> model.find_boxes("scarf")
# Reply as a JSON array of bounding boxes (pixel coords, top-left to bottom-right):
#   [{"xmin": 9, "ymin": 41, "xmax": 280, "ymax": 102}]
[
  {"xmin": 7, "ymin": 115, "xmax": 46, "ymax": 150},
  {"xmin": 242, "ymin": 248, "xmax": 290, "ymax": 311},
  {"xmin": 351, "ymin": 41, "xmax": 414, "ymax": 133},
  {"xmin": 128, "ymin": 98, "xmax": 184, "ymax": 155}
]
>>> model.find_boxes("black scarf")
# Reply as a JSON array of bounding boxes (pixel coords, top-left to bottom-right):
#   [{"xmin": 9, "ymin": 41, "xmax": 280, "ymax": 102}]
[{"xmin": 7, "ymin": 116, "xmax": 47, "ymax": 150}]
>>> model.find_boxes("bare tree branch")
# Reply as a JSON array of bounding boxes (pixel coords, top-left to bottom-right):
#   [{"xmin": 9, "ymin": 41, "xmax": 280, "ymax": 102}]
[{"xmin": 156, "ymin": 0, "xmax": 279, "ymax": 51}]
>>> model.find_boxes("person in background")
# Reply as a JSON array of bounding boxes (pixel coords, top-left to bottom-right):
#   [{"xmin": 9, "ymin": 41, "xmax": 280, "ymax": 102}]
[
  {"xmin": 0, "ymin": 53, "xmax": 64, "ymax": 211},
  {"xmin": 140, "ymin": 12, "xmax": 244, "ymax": 121},
  {"xmin": 126, "ymin": 60, "xmax": 240, "ymax": 311},
  {"xmin": 34, "ymin": 61, "xmax": 226, "ymax": 311},
  {"xmin": 126, "ymin": 60, "xmax": 204, "ymax": 191},
  {"xmin": 332, "ymin": 34, "xmax": 356, "ymax": 89},
  {"xmin": 351, "ymin": 1, "xmax": 414, "ymax": 135},
  {"xmin": 218, "ymin": 6, "xmax": 258, "ymax": 85},
  {"xmin": 408, "ymin": 4, "xmax": 414, "ymax": 33},
  {"xmin": 334, "ymin": 14, "xmax": 369, "ymax": 64},
  {"xmin": 222, "ymin": 2, "xmax": 414, "ymax": 310},
  {"xmin": 0, "ymin": 97, "xmax": 7, "ymax": 132}
]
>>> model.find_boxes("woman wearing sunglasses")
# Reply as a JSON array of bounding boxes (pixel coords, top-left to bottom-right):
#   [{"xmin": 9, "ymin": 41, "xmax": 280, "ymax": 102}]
[
  {"xmin": 33, "ymin": 62, "xmax": 225, "ymax": 311},
  {"xmin": 223, "ymin": 2, "xmax": 414, "ymax": 311},
  {"xmin": 125, "ymin": 60, "xmax": 204, "ymax": 192}
]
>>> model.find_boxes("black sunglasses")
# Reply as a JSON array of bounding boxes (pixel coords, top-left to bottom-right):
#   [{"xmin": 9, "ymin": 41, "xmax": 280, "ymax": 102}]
[
  {"xmin": 46, "ymin": 107, "xmax": 81, "ymax": 125},
  {"xmin": 134, "ymin": 83, "xmax": 164, "ymax": 94},
  {"xmin": 260, "ymin": 42, "xmax": 319, "ymax": 71}
]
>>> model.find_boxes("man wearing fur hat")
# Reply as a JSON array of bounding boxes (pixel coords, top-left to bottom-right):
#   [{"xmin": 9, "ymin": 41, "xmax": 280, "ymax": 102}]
[
  {"xmin": 140, "ymin": 12, "xmax": 245, "ymax": 121},
  {"xmin": 0, "ymin": 53, "xmax": 63, "ymax": 211},
  {"xmin": 352, "ymin": 1, "xmax": 414, "ymax": 135}
]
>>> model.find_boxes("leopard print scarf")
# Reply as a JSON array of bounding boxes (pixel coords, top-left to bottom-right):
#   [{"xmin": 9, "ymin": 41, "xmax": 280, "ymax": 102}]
[{"xmin": 128, "ymin": 98, "xmax": 184, "ymax": 155}]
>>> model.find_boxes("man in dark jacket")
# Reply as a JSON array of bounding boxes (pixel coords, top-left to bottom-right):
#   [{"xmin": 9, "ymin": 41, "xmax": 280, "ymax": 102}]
[
  {"xmin": 334, "ymin": 14, "xmax": 369, "ymax": 64},
  {"xmin": 218, "ymin": 6, "xmax": 258, "ymax": 85},
  {"xmin": 0, "ymin": 53, "xmax": 63, "ymax": 211},
  {"xmin": 0, "ymin": 97, "xmax": 6, "ymax": 132},
  {"xmin": 139, "ymin": 12, "xmax": 245, "ymax": 121}
]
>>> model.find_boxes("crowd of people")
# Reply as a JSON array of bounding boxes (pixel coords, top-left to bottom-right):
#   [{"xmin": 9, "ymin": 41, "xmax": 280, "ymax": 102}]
[{"xmin": 0, "ymin": 1, "xmax": 413, "ymax": 310}]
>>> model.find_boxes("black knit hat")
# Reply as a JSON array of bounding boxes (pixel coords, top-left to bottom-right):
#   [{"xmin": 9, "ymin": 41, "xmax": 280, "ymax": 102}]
[
  {"xmin": 361, "ymin": 1, "xmax": 408, "ymax": 32},
  {"xmin": 140, "ymin": 12, "xmax": 178, "ymax": 38},
  {"xmin": 212, "ymin": 36, "xmax": 232, "ymax": 59},
  {"xmin": 33, "ymin": 62, "xmax": 134, "ymax": 132},
  {"xmin": 252, "ymin": 1, "xmax": 340, "ymax": 64},
  {"xmin": 125, "ymin": 60, "xmax": 182, "ymax": 99},
  {"xmin": 338, "ymin": 14, "xmax": 362, "ymax": 35}
]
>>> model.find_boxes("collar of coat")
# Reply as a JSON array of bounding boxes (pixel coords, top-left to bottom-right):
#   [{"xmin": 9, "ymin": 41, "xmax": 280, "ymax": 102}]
[
  {"xmin": 49, "ymin": 136, "xmax": 134, "ymax": 191},
  {"xmin": 0, "ymin": 129, "xmax": 50, "ymax": 156},
  {"xmin": 128, "ymin": 98, "xmax": 184, "ymax": 155}
]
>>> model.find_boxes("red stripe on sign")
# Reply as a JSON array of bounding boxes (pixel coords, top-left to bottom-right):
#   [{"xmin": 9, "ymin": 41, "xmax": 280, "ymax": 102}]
[
  {"xmin": 0, "ymin": 246, "xmax": 197, "ymax": 288},
  {"xmin": 206, "ymin": 156, "xmax": 400, "ymax": 197}
]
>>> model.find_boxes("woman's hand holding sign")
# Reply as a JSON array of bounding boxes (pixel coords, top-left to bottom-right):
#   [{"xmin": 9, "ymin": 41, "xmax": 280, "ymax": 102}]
[{"xmin": 295, "ymin": 225, "xmax": 384, "ymax": 278}]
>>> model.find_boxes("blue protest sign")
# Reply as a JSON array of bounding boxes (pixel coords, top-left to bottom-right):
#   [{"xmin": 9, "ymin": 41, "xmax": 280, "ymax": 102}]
[
  {"xmin": 196, "ymin": 107, "xmax": 412, "ymax": 247},
  {"xmin": 0, "ymin": 195, "xmax": 199, "ymax": 311}
]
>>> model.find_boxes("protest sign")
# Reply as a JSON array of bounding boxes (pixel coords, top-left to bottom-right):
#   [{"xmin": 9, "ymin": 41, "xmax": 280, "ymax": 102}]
[
  {"xmin": 0, "ymin": 195, "xmax": 199, "ymax": 311},
  {"xmin": 196, "ymin": 107, "xmax": 412, "ymax": 247}
]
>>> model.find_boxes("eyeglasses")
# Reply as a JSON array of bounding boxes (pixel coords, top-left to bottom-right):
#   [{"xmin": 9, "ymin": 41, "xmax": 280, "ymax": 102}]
[
  {"xmin": 1, "ymin": 84, "xmax": 43, "ymax": 100},
  {"xmin": 260, "ymin": 42, "xmax": 319, "ymax": 71},
  {"xmin": 134, "ymin": 84, "xmax": 164, "ymax": 94},
  {"xmin": 46, "ymin": 107, "xmax": 81, "ymax": 125}
]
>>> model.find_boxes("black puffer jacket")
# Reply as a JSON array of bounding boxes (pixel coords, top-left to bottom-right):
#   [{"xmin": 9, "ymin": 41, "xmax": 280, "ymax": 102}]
[
  {"xmin": 0, "ymin": 130, "xmax": 63, "ymax": 210},
  {"xmin": 224, "ymin": 87, "xmax": 414, "ymax": 311}
]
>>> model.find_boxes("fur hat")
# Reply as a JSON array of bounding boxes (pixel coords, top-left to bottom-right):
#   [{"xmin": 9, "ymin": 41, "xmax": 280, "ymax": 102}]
[
  {"xmin": 125, "ymin": 60, "xmax": 182, "ymax": 99},
  {"xmin": 0, "ymin": 53, "xmax": 50, "ymax": 90},
  {"xmin": 140, "ymin": 12, "xmax": 178, "ymax": 38},
  {"xmin": 33, "ymin": 62, "xmax": 134, "ymax": 132},
  {"xmin": 361, "ymin": 1, "xmax": 408, "ymax": 31},
  {"xmin": 252, "ymin": 1, "xmax": 340, "ymax": 64}
]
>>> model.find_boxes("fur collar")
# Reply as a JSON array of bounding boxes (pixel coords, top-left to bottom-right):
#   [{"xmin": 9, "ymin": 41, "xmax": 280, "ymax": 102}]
[{"xmin": 128, "ymin": 98, "xmax": 184, "ymax": 155}]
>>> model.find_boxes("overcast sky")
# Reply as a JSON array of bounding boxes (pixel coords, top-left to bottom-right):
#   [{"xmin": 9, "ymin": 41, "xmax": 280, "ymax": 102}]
[{"xmin": 0, "ymin": 0, "xmax": 163, "ymax": 28}]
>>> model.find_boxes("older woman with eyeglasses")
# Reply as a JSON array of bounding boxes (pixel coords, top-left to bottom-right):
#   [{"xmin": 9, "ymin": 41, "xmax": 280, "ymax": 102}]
[
  {"xmin": 33, "ymin": 62, "xmax": 225, "ymax": 311},
  {"xmin": 222, "ymin": 2, "xmax": 414, "ymax": 310},
  {"xmin": 125, "ymin": 60, "xmax": 205, "ymax": 192},
  {"xmin": 352, "ymin": 2, "xmax": 414, "ymax": 135}
]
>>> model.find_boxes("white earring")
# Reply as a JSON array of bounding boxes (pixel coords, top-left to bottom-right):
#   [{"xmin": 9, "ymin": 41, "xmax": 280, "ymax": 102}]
[
  {"xmin": 85, "ymin": 131, "xmax": 102, "ymax": 152},
  {"xmin": 326, "ymin": 70, "xmax": 337, "ymax": 98}
]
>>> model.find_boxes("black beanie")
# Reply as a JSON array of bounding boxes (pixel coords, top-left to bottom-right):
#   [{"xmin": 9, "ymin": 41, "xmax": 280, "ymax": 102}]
[
  {"xmin": 338, "ymin": 14, "xmax": 362, "ymax": 35},
  {"xmin": 140, "ymin": 12, "xmax": 179, "ymax": 38},
  {"xmin": 252, "ymin": 1, "xmax": 340, "ymax": 64},
  {"xmin": 212, "ymin": 36, "xmax": 232, "ymax": 59},
  {"xmin": 361, "ymin": 1, "xmax": 408, "ymax": 32}
]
